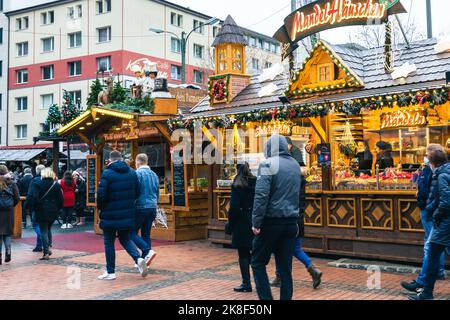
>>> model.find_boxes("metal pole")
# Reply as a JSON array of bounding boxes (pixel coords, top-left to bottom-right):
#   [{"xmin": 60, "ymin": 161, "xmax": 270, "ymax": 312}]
[
  {"xmin": 181, "ymin": 31, "xmax": 187, "ymax": 84},
  {"xmin": 67, "ymin": 138, "xmax": 71, "ymax": 172},
  {"xmin": 394, "ymin": 15, "xmax": 410, "ymax": 49},
  {"xmin": 426, "ymin": 0, "xmax": 432, "ymax": 39}
]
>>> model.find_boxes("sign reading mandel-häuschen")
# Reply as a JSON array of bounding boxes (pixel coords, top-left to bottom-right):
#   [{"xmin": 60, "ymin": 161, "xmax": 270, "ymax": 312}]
[{"xmin": 274, "ymin": 0, "xmax": 406, "ymax": 60}]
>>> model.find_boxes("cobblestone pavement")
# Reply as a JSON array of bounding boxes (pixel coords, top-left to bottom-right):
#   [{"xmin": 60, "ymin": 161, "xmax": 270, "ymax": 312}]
[{"xmin": 1, "ymin": 230, "xmax": 449, "ymax": 300}]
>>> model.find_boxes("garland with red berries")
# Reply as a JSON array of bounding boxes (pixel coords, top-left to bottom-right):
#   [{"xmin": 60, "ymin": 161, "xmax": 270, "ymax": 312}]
[{"xmin": 208, "ymin": 74, "xmax": 230, "ymax": 103}]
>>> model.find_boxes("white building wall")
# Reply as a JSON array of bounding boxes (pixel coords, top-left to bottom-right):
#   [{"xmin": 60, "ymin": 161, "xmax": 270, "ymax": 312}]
[{"xmin": 0, "ymin": 2, "xmax": 7, "ymax": 145}]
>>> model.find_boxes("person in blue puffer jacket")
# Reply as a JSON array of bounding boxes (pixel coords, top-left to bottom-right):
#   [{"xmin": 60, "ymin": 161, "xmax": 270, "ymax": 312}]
[
  {"xmin": 97, "ymin": 151, "xmax": 148, "ymax": 281},
  {"xmin": 131, "ymin": 153, "xmax": 160, "ymax": 268}
]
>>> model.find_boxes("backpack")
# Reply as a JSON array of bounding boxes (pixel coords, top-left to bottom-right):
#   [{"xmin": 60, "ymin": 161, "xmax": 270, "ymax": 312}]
[{"xmin": 0, "ymin": 186, "xmax": 14, "ymax": 210}]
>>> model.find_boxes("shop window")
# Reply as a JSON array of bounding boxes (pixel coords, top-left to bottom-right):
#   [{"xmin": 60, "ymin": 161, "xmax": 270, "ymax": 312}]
[{"xmin": 318, "ymin": 63, "xmax": 333, "ymax": 82}]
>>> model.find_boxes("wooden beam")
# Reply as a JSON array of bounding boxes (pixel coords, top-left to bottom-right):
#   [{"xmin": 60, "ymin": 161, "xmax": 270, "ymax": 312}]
[
  {"xmin": 309, "ymin": 117, "xmax": 328, "ymax": 143},
  {"xmin": 77, "ymin": 132, "xmax": 96, "ymax": 151},
  {"xmin": 154, "ymin": 122, "xmax": 174, "ymax": 146}
]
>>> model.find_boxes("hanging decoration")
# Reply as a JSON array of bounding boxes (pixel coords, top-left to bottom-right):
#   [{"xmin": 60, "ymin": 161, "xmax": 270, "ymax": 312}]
[
  {"xmin": 208, "ymin": 74, "xmax": 230, "ymax": 104},
  {"xmin": 339, "ymin": 122, "xmax": 358, "ymax": 157},
  {"xmin": 167, "ymin": 86, "xmax": 449, "ymax": 131}
]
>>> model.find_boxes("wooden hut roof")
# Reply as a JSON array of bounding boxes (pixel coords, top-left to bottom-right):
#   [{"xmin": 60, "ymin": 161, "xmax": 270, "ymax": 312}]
[{"xmin": 212, "ymin": 15, "xmax": 248, "ymax": 47}]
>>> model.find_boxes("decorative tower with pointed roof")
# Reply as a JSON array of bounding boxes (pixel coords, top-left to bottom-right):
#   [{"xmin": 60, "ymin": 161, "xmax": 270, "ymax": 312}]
[{"xmin": 209, "ymin": 15, "xmax": 251, "ymax": 105}]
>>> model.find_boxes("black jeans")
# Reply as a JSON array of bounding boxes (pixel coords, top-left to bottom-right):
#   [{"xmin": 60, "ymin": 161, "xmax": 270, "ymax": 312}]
[
  {"xmin": 251, "ymin": 221, "xmax": 297, "ymax": 300},
  {"xmin": 237, "ymin": 247, "xmax": 252, "ymax": 287},
  {"xmin": 38, "ymin": 220, "xmax": 54, "ymax": 255},
  {"xmin": 61, "ymin": 207, "xmax": 74, "ymax": 224}
]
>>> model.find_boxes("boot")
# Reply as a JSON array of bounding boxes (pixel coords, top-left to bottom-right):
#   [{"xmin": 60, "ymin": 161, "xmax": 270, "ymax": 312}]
[
  {"xmin": 270, "ymin": 274, "xmax": 281, "ymax": 287},
  {"xmin": 0, "ymin": 253, "xmax": 2, "ymax": 265},
  {"xmin": 5, "ymin": 250, "xmax": 11, "ymax": 263},
  {"xmin": 308, "ymin": 265, "xmax": 323, "ymax": 289},
  {"xmin": 234, "ymin": 257, "xmax": 252, "ymax": 292},
  {"xmin": 40, "ymin": 254, "xmax": 50, "ymax": 261}
]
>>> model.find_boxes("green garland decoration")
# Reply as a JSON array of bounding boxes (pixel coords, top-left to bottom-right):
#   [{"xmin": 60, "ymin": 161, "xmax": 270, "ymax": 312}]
[
  {"xmin": 208, "ymin": 74, "xmax": 230, "ymax": 104},
  {"xmin": 167, "ymin": 86, "xmax": 449, "ymax": 131}
]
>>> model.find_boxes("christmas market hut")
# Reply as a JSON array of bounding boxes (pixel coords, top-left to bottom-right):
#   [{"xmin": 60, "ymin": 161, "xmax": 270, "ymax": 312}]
[{"xmin": 171, "ymin": 13, "xmax": 450, "ymax": 264}]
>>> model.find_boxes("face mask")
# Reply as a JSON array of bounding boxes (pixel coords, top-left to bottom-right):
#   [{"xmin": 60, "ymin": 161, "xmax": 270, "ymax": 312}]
[{"xmin": 424, "ymin": 157, "xmax": 430, "ymax": 165}]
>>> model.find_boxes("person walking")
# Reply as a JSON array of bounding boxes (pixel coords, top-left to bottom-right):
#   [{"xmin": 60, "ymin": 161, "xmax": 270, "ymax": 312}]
[
  {"xmin": 225, "ymin": 163, "xmax": 257, "ymax": 293},
  {"xmin": 18, "ymin": 167, "xmax": 33, "ymax": 229},
  {"xmin": 25, "ymin": 164, "xmax": 46, "ymax": 252},
  {"xmin": 270, "ymin": 173, "xmax": 323, "ymax": 289},
  {"xmin": 30, "ymin": 168, "xmax": 63, "ymax": 261},
  {"xmin": 59, "ymin": 171, "xmax": 76, "ymax": 229},
  {"xmin": 131, "ymin": 154, "xmax": 159, "ymax": 267},
  {"xmin": 401, "ymin": 145, "xmax": 449, "ymax": 300},
  {"xmin": 73, "ymin": 171, "xmax": 86, "ymax": 226},
  {"xmin": 97, "ymin": 151, "xmax": 148, "ymax": 280},
  {"xmin": 0, "ymin": 166, "xmax": 20, "ymax": 265},
  {"xmin": 251, "ymin": 135, "xmax": 301, "ymax": 300}
]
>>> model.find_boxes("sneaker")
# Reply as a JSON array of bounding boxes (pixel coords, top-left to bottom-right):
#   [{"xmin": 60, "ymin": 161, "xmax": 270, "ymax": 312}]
[
  {"xmin": 61, "ymin": 224, "xmax": 67, "ymax": 229},
  {"xmin": 145, "ymin": 250, "xmax": 157, "ymax": 267},
  {"xmin": 67, "ymin": 224, "xmax": 73, "ymax": 229},
  {"xmin": 39, "ymin": 254, "xmax": 50, "ymax": 261},
  {"xmin": 32, "ymin": 247, "xmax": 43, "ymax": 253},
  {"xmin": 400, "ymin": 280, "xmax": 423, "ymax": 293},
  {"xmin": 233, "ymin": 284, "xmax": 252, "ymax": 292},
  {"xmin": 270, "ymin": 275, "xmax": 281, "ymax": 288},
  {"xmin": 98, "ymin": 272, "xmax": 116, "ymax": 280},
  {"xmin": 407, "ymin": 290, "xmax": 434, "ymax": 300},
  {"xmin": 137, "ymin": 258, "xmax": 148, "ymax": 278}
]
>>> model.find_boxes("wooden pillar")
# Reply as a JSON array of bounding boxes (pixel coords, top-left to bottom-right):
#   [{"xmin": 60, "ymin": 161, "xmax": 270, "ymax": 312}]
[
  {"xmin": 321, "ymin": 115, "xmax": 333, "ymax": 191},
  {"xmin": 52, "ymin": 140, "xmax": 59, "ymax": 175}
]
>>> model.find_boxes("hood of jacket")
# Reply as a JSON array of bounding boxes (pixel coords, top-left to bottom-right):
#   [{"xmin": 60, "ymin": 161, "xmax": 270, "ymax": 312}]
[
  {"xmin": 264, "ymin": 135, "xmax": 291, "ymax": 158},
  {"xmin": 436, "ymin": 162, "xmax": 450, "ymax": 176},
  {"xmin": 108, "ymin": 160, "xmax": 131, "ymax": 174}
]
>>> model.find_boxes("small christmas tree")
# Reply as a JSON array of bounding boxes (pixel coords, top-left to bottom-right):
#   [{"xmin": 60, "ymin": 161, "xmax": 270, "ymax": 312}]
[
  {"xmin": 61, "ymin": 90, "xmax": 81, "ymax": 125},
  {"xmin": 47, "ymin": 103, "xmax": 62, "ymax": 125},
  {"xmin": 110, "ymin": 80, "xmax": 127, "ymax": 104},
  {"xmin": 87, "ymin": 78, "xmax": 103, "ymax": 107}
]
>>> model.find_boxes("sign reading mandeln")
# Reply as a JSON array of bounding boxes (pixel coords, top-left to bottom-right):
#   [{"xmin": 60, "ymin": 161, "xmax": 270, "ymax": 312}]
[
  {"xmin": 274, "ymin": 0, "xmax": 406, "ymax": 60},
  {"xmin": 380, "ymin": 110, "xmax": 427, "ymax": 129}
]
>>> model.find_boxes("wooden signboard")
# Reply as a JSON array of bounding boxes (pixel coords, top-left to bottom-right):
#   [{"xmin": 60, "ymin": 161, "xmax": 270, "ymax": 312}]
[
  {"xmin": 86, "ymin": 155, "xmax": 98, "ymax": 207},
  {"xmin": 171, "ymin": 155, "xmax": 189, "ymax": 210}
]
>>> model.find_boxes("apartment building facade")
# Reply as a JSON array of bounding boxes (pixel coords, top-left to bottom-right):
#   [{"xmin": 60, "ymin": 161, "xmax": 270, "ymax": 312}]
[
  {"xmin": 6, "ymin": 0, "xmax": 281, "ymax": 146},
  {"xmin": 0, "ymin": 0, "xmax": 7, "ymax": 146}
]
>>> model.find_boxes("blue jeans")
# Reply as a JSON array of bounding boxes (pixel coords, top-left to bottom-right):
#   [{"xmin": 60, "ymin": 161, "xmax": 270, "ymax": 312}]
[
  {"xmin": 32, "ymin": 212, "xmax": 42, "ymax": 249},
  {"xmin": 0, "ymin": 235, "xmax": 12, "ymax": 253},
  {"xmin": 416, "ymin": 210, "xmax": 445, "ymax": 285},
  {"xmin": 131, "ymin": 208, "xmax": 157, "ymax": 258},
  {"xmin": 275, "ymin": 237, "xmax": 312, "ymax": 276},
  {"xmin": 103, "ymin": 229, "xmax": 141, "ymax": 274},
  {"xmin": 421, "ymin": 242, "xmax": 447, "ymax": 295}
]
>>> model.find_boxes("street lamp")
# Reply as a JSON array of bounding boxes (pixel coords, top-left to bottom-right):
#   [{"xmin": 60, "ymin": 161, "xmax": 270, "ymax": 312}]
[{"xmin": 149, "ymin": 17, "xmax": 220, "ymax": 84}]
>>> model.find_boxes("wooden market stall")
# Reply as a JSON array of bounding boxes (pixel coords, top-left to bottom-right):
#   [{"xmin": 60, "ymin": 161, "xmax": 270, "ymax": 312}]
[
  {"xmin": 57, "ymin": 98, "xmax": 209, "ymax": 241},
  {"xmin": 173, "ymin": 13, "xmax": 450, "ymax": 264}
]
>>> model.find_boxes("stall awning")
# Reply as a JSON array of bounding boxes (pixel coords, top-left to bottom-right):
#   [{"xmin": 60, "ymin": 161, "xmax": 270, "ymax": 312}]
[{"xmin": 0, "ymin": 149, "xmax": 46, "ymax": 161}]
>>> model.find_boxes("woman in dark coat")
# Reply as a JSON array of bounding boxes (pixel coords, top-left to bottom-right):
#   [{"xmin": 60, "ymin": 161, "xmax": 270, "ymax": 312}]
[
  {"xmin": 31, "ymin": 168, "xmax": 64, "ymax": 260},
  {"xmin": 0, "ymin": 165, "xmax": 20, "ymax": 265},
  {"xmin": 226, "ymin": 163, "xmax": 256, "ymax": 293},
  {"xmin": 375, "ymin": 141, "xmax": 394, "ymax": 170},
  {"xmin": 73, "ymin": 171, "xmax": 86, "ymax": 226},
  {"xmin": 407, "ymin": 145, "xmax": 450, "ymax": 300}
]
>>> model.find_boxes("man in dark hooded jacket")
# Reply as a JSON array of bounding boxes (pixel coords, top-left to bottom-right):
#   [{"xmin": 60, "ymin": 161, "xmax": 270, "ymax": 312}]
[
  {"xmin": 97, "ymin": 151, "xmax": 147, "ymax": 280},
  {"xmin": 251, "ymin": 135, "xmax": 301, "ymax": 300}
]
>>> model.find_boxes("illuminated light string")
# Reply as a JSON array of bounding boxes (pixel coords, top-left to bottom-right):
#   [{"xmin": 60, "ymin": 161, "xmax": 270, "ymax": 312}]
[{"xmin": 167, "ymin": 86, "xmax": 449, "ymax": 131}]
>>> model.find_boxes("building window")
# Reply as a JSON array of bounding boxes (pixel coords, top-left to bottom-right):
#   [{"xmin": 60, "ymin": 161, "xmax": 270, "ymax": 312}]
[
  {"xmin": 0, "ymin": 61, "xmax": 2, "ymax": 77},
  {"xmin": 318, "ymin": 63, "xmax": 333, "ymax": 82},
  {"xmin": 0, "ymin": 0, "xmax": 3, "ymax": 12},
  {"xmin": 170, "ymin": 12, "xmax": 183, "ymax": 27},
  {"xmin": 68, "ymin": 61, "xmax": 82, "ymax": 76},
  {"xmin": 68, "ymin": 32, "xmax": 82, "ymax": 48},
  {"xmin": 193, "ymin": 20, "xmax": 204, "ymax": 34},
  {"xmin": 193, "ymin": 70, "xmax": 203, "ymax": 84},
  {"xmin": 41, "ymin": 65, "xmax": 54, "ymax": 80},
  {"xmin": 171, "ymin": 37, "xmax": 181, "ymax": 53},
  {"xmin": 68, "ymin": 90, "xmax": 82, "ymax": 105},
  {"xmin": 97, "ymin": 26, "xmax": 111, "ymax": 43},
  {"xmin": 15, "ymin": 125, "xmax": 27, "ymax": 139},
  {"xmin": 264, "ymin": 42, "xmax": 270, "ymax": 52},
  {"xmin": 275, "ymin": 45, "xmax": 280, "ymax": 54},
  {"xmin": 193, "ymin": 44, "xmax": 204, "ymax": 59},
  {"xmin": 41, "ymin": 94, "xmax": 54, "ymax": 109},
  {"xmin": 41, "ymin": 11, "xmax": 54, "ymax": 25},
  {"xmin": 264, "ymin": 61, "xmax": 273, "ymax": 69},
  {"xmin": 171, "ymin": 65, "xmax": 181, "ymax": 81},
  {"xmin": 97, "ymin": 56, "xmax": 111, "ymax": 71},
  {"xmin": 96, "ymin": 0, "xmax": 111, "ymax": 14},
  {"xmin": 42, "ymin": 37, "xmax": 55, "ymax": 52},
  {"xmin": 249, "ymin": 37, "xmax": 256, "ymax": 47},
  {"xmin": 0, "ymin": 94, "xmax": 2, "ymax": 111},
  {"xmin": 16, "ymin": 17, "xmax": 29, "ymax": 30},
  {"xmin": 68, "ymin": 5, "xmax": 82, "ymax": 19},
  {"xmin": 213, "ymin": 26, "xmax": 220, "ymax": 38},
  {"xmin": 252, "ymin": 58, "xmax": 259, "ymax": 71},
  {"xmin": 16, "ymin": 69, "xmax": 28, "ymax": 84},
  {"xmin": 17, "ymin": 42, "xmax": 28, "ymax": 56},
  {"xmin": 0, "ymin": 28, "xmax": 3, "ymax": 44},
  {"xmin": 16, "ymin": 97, "xmax": 28, "ymax": 111}
]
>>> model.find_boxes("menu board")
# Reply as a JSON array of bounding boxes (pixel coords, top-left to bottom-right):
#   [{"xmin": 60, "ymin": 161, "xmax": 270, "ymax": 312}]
[
  {"xmin": 171, "ymin": 156, "xmax": 188, "ymax": 209},
  {"xmin": 86, "ymin": 155, "xmax": 97, "ymax": 207},
  {"xmin": 317, "ymin": 144, "xmax": 331, "ymax": 167}
]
